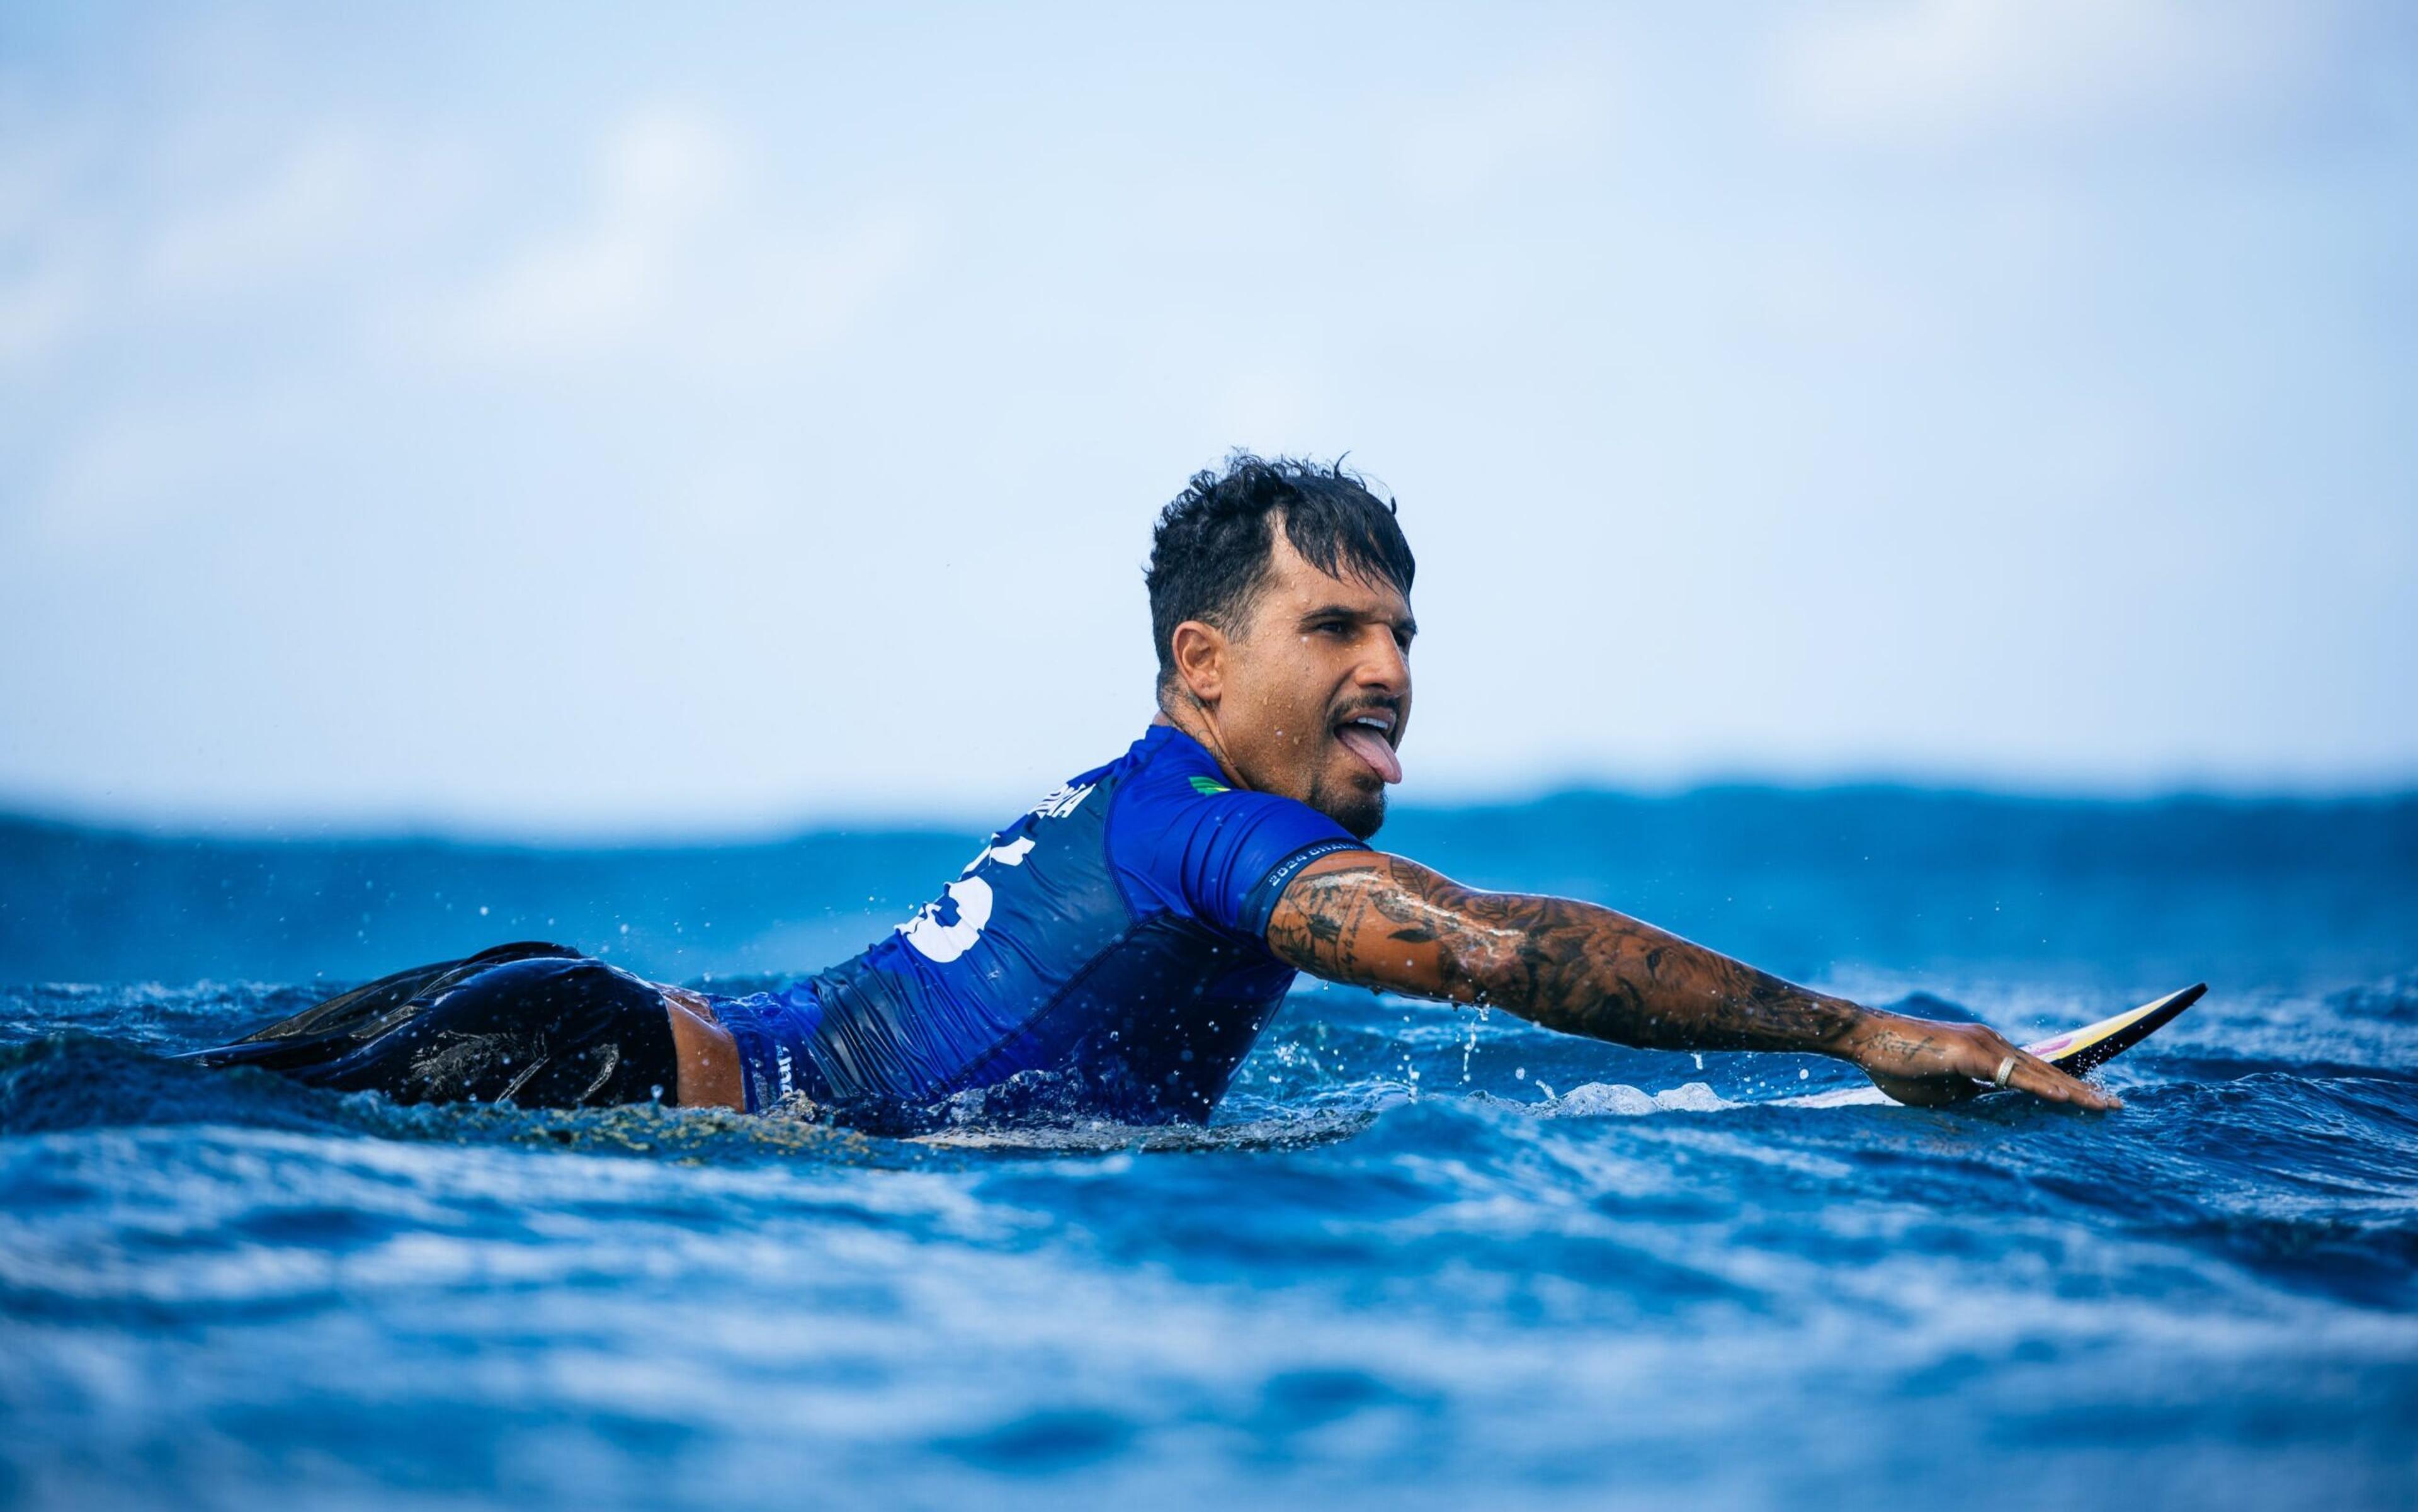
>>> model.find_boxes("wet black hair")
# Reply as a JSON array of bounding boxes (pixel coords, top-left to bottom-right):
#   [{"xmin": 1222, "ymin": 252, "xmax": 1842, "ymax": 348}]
[{"xmin": 1145, "ymin": 452, "xmax": 1416, "ymax": 693}]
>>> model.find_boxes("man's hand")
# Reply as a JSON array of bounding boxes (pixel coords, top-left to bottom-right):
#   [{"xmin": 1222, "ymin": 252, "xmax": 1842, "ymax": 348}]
[
  {"xmin": 1266, "ymin": 851, "xmax": 2120, "ymax": 1113},
  {"xmin": 1840, "ymin": 1012, "xmax": 2120, "ymax": 1110}
]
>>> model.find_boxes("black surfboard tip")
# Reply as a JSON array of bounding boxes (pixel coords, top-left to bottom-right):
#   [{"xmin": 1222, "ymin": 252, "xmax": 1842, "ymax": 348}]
[{"xmin": 2046, "ymin": 981, "xmax": 2206, "ymax": 1077}]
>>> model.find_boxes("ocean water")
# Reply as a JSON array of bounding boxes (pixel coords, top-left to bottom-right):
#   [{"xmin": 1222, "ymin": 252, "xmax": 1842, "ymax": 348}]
[{"xmin": 3, "ymin": 791, "xmax": 2414, "ymax": 1509}]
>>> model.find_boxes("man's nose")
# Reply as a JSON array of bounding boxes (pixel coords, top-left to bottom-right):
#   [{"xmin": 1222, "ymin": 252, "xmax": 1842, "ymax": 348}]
[{"xmin": 1357, "ymin": 630, "xmax": 1409, "ymax": 691}]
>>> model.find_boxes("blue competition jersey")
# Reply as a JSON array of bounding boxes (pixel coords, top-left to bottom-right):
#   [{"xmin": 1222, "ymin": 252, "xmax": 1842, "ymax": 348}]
[{"xmin": 709, "ymin": 725, "xmax": 1365, "ymax": 1125}]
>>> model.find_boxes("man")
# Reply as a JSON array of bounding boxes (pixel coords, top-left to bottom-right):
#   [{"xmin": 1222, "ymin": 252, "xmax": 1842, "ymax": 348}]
[{"xmin": 198, "ymin": 455, "xmax": 2115, "ymax": 1122}]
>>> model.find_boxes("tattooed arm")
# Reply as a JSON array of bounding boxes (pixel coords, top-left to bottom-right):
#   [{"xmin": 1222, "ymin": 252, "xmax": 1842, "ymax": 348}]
[{"xmin": 1266, "ymin": 851, "xmax": 2118, "ymax": 1110}]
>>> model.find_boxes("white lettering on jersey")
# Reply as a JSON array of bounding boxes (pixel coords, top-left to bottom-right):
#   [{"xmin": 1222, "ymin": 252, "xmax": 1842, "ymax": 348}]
[{"xmin": 1030, "ymin": 782, "xmax": 1094, "ymax": 821}]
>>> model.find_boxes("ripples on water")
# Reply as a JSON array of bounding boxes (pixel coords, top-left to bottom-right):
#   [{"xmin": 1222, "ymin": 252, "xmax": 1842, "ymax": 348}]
[{"xmin": 3, "ymin": 963, "xmax": 2414, "ymax": 1511}]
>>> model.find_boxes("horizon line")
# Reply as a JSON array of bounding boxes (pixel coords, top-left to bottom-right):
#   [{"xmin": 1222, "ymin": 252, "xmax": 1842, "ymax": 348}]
[{"xmin": 6, "ymin": 775, "xmax": 2415, "ymax": 851}]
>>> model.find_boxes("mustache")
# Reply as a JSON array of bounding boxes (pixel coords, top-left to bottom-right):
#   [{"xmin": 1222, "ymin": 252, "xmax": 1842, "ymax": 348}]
[{"xmin": 1331, "ymin": 696, "xmax": 1404, "ymax": 725}]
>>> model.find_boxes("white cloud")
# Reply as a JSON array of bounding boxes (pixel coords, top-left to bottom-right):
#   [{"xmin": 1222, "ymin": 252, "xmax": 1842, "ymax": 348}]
[
  {"xmin": 142, "ymin": 133, "xmax": 377, "ymax": 293},
  {"xmin": 423, "ymin": 108, "xmax": 735, "ymax": 359},
  {"xmin": 1773, "ymin": 0, "xmax": 2329, "ymax": 147},
  {"xmin": 0, "ymin": 108, "xmax": 85, "ymax": 244},
  {"xmin": 16, "ymin": 389, "xmax": 328, "ymax": 549},
  {"xmin": 409, "ymin": 104, "xmax": 935, "ymax": 373},
  {"xmin": 0, "ymin": 110, "xmax": 477, "ymax": 375},
  {"xmin": 0, "ymin": 122, "xmax": 99, "ymax": 365},
  {"xmin": 0, "ymin": 256, "xmax": 89, "ymax": 366}
]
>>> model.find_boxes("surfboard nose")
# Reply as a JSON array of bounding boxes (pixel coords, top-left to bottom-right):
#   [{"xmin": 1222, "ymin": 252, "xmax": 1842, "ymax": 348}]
[{"xmin": 2033, "ymin": 982, "xmax": 2206, "ymax": 1077}]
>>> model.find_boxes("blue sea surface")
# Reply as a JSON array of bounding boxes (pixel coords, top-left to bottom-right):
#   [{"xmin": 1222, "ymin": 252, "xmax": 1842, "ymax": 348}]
[{"xmin": 2, "ymin": 790, "xmax": 2414, "ymax": 1509}]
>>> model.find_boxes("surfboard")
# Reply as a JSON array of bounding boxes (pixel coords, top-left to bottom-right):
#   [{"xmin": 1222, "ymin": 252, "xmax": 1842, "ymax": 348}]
[{"xmin": 1782, "ymin": 982, "xmax": 2206, "ymax": 1109}]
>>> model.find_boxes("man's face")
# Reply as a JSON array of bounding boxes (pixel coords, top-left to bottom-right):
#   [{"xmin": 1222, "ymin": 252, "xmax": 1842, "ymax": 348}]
[{"xmin": 1198, "ymin": 532, "xmax": 1414, "ymax": 839}]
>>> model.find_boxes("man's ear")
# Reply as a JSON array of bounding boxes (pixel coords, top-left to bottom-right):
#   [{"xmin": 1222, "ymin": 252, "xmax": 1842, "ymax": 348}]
[{"xmin": 1169, "ymin": 620, "xmax": 1227, "ymax": 704}]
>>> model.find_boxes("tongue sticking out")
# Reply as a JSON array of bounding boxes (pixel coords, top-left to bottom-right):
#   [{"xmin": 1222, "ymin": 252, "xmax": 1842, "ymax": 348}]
[{"xmin": 1336, "ymin": 724, "xmax": 1404, "ymax": 785}]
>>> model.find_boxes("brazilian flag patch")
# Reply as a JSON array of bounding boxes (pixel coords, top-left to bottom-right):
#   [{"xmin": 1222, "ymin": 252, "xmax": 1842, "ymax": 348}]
[{"xmin": 1188, "ymin": 775, "xmax": 1230, "ymax": 797}]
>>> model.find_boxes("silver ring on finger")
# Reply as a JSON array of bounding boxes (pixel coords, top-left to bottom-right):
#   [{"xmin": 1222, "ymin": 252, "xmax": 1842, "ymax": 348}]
[{"xmin": 1992, "ymin": 1054, "xmax": 2018, "ymax": 1089}]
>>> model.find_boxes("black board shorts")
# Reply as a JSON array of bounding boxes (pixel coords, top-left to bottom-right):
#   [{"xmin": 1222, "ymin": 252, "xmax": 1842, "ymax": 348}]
[{"xmin": 191, "ymin": 941, "xmax": 678, "ymax": 1110}]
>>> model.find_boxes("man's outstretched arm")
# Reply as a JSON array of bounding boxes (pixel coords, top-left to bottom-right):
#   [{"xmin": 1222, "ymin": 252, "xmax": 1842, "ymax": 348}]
[{"xmin": 1265, "ymin": 850, "xmax": 2118, "ymax": 1110}]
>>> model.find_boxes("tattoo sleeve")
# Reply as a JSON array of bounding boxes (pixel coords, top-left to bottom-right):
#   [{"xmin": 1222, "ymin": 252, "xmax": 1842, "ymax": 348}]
[{"xmin": 1265, "ymin": 852, "xmax": 1866, "ymax": 1056}]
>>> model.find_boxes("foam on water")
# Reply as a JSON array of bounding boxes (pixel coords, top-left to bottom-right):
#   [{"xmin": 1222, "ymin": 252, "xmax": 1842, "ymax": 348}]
[{"xmin": 1539, "ymin": 1080, "xmax": 1735, "ymax": 1116}]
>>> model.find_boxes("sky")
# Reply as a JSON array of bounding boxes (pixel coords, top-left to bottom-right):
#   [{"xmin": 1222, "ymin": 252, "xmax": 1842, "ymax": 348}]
[{"xmin": 1, "ymin": 1, "xmax": 2413, "ymax": 837}]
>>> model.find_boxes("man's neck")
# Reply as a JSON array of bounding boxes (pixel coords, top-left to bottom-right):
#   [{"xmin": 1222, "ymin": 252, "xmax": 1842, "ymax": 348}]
[{"xmin": 1150, "ymin": 703, "xmax": 1250, "ymax": 791}]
